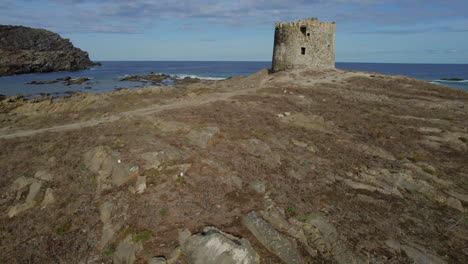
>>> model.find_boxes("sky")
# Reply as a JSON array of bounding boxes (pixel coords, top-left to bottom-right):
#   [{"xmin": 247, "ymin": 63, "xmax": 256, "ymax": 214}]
[{"xmin": 1, "ymin": 0, "xmax": 467, "ymax": 63}]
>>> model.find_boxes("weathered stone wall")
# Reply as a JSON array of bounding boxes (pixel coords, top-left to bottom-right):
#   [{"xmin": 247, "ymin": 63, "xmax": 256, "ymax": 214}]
[{"xmin": 272, "ymin": 18, "xmax": 335, "ymax": 72}]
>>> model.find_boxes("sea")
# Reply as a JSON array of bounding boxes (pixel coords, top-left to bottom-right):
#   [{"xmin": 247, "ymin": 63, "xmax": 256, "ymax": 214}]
[{"xmin": 0, "ymin": 61, "xmax": 467, "ymax": 98}]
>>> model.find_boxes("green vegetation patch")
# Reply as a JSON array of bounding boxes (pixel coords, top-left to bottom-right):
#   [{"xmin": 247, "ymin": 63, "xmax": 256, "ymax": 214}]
[
  {"xmin": 133, "ymin": 230, "xmax": 152, "ymax": 243},
  {"xmin": 287, "ymin": 207, "xmax": 297, "ymax": 216},
  {"xmin": 55, "ymin": 222, "xmax": 72, "ymax": 235},
  {"xmin": 422, "ymin": 167, "xmax": 435, "ymax": 175}
]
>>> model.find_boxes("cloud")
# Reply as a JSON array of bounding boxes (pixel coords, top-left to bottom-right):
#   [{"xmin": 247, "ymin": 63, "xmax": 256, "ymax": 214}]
[
  {"xmin": 1, "ymin": 0, "xmax": 468, "ymax": 34},
  {"xmin": 354, "ymin": 26, "xmax": 468, "ymax": 35}
]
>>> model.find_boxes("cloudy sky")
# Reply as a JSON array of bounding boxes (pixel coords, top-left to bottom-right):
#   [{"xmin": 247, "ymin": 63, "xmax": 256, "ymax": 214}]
[{"xmin": 1, "ymin": 0, "xmax": 467, "ymax": 63}]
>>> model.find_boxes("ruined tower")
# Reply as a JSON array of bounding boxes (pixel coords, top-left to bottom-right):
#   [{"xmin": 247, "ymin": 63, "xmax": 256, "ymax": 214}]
[{"xmin": 272, "ymin": 18, "xmax": 336, "ymax": 72}]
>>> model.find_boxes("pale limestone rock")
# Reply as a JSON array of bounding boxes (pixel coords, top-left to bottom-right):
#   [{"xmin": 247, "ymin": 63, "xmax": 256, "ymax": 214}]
[
  {"xmin": 113, "ymin": 235, "xmax": 143, "ymax": 264},
  {"xmin": 41, "ymin": 188, "xmax": 55, "ymax": 208},
  {"xmin": 34, "ymin": 170, "xmax": 54, "ymax": 181},
  {"xmin": 7, "ymin": 180, "xmax": 42, "ymax": 217},
  {"xmin": 418, "ymin": 127, "xmax": 442, "ymax": 133},
  {"xmin": 135, "ymin": 175, "xmax": 147, "ymax": 194},
  {"xmin": 180, "ymin": 227, "xmax": 259, "ymax": 264},
  {"xmin": 291, "ymin": 138, "xmax": 308, "ymax": 148},
  {"xmin": 400, "ymin": 242, "xmax": 447, "ymax": 264},
  {"xmin": 446, "ymin": 197, "xmax": 464, "ymax": 212},
  {"xmin": 10, "ymin": 176, "xmax": 36, "ymax": 191}
]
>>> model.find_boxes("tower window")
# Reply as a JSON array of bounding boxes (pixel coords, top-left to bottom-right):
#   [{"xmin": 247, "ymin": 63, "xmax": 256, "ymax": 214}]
[
  {"xmin": 300, "ymin": 26, "xmax": 307, "ymax": 36},
  {"xmin": 301, "ymin": 47, "xmax": 306, "ymax": 55}
]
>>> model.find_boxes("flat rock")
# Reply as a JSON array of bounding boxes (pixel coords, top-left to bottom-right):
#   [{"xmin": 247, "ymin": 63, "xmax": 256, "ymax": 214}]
[
  {"xmin": 186, "ymin": 127, "xmax": 220, "ymax": 148},
  {"xmin": 241, "ymin": 139, "xmax": 272, "ymax": 156},
  {"xmin": 84, "ymin": 146, "xmax": 132, "ymax": 194},
  {"xmin": 240, "ymin": 139, "xmax": 281, "ymax": 168},
  {"xmin": 181, "ymin": 226, "xmax": 260, "ymax": 264},
  {"xmin": 305, "ymin": 214, "xmax": 362, "ymax": 264},
  {"xmin": 34, "ymin": 170, "xmax": 53, "ymax": 181},
  {"xmin": 113, "ymin": 235, "xmax": 143, "ymax": 264},
  {"xmin": 418, "ymin": 127, "xmax": 443, "ymax": 133},
  {"xmin": 100, "ymin": 201, "xmax": 116, "ymax": 247},
  {"xmin": 446, "ymin": 197, "xmax": 464, "ymax": 212},
  {"xmin": 41, "ymin": 188, "xmax": 55, "ymax": 208},
  {"xmin": 242, "ymin": 211, "xmax": 304, "ymax": 264},
  {"xmin": 135, "ymin": 175, "xmax": 147, "ymax": 194},
  {"xmin": 400, "ymin": 242, "xmax": 447, "ymax": 264},
  {"xmin": 7, "ymin": 180, "xmax": 42, "ymax": 218}
]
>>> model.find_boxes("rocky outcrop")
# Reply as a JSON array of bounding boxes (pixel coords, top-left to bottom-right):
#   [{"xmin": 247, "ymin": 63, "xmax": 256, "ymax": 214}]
[
  {"xmin": 0, "ymin": 25, "xmax": 99, "ymax": 77},
  {"xmin": 179, "ymin": 227, "xmax": 260, "ymax": 264}
]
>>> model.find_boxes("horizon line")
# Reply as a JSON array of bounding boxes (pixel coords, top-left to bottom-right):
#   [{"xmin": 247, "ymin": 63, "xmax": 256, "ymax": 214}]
[{"xmin": 93, "ymin": 60, "xmax": 468, "ymax": 65}]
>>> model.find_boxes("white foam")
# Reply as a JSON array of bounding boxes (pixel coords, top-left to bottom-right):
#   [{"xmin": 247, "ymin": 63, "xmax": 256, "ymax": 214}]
[{"xmin": 173, "ymin": 74, "xmax": 225, "ymax": 81}]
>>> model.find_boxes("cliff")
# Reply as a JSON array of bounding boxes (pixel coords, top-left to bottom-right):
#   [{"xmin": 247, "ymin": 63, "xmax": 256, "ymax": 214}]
[{"xmin": 0, "ymin": 25, "xmax": 98, "ymax": 77}]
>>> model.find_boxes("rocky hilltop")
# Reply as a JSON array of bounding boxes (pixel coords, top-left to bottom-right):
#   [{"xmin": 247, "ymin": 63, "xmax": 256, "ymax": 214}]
[
  {"xmin": 0, "ymin": 25, "xmax": 99, "ymax": 77},
  {"xmin": 0, "ymin": 69, "xmax": 467, "ymax": 263}
]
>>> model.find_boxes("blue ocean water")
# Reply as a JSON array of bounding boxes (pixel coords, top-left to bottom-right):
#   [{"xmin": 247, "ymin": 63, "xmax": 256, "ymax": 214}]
[{"xmin": 0, "ymin": 61, "xmax": 467, "ymax": 98}]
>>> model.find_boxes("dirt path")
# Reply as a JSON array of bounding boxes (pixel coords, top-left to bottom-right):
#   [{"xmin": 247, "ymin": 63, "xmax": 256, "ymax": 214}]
[{"xmin": 0, "ymin": 87, "xmax": 259, "ymax": 140}]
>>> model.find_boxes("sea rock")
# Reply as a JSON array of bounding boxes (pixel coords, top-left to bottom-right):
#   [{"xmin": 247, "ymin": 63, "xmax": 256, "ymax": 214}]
[
  {"xmin": 0, "ymin": 25, "xmax": 99, "ymax": 77},
  {"xmin": 242, "ymin": 211, "xmax": 305, "ymax": 264},
  {"xmin": 27, "ymin": 76, "xmax": 71, "ymax": 85},
  {"xmin": 65, "ymin": 77, "xmax": 90, "ymax": 85},
  {"xmin": 180, "ymin": 226, "xmax": 260, "ymax": 264},
  {"xmin": 121, "ymin": 73, "xmax": 171, "ymax": 85}
]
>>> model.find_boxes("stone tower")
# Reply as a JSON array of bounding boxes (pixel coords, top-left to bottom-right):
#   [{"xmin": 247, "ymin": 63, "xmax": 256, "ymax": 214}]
[{"xmin": 272, "ymin": 18, "xmax": 336, "ymax": 72}]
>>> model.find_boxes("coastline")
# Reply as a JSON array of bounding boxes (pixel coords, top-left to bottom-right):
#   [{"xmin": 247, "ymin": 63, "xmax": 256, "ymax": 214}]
[
  {"xmin": 1, "ymin": 68, "xmax": 467, "ymax": 263},
  {"xmin": 1, "ymin": 61, "xmax": 467, "ymax": 99}
]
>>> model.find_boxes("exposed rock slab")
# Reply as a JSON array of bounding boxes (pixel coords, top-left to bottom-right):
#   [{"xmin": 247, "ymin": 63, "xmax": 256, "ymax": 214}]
[
  {"xmin": 242, "ymin": 211, "xmax": 304, "ymax": 264},
  {"xmin": 186, "ymin": 127, "xmax": 220, "ymax": 148},
  {"xmin": 304, "ymin": 214, "xmax": 362, "ymax": 264},
  {"xmin": 84, "ymin": 146, "xmax": 133, "ymax": 194},
  {"xmin": 113, "ymin": 235, "xmax": 143, "ymax": 264},
  {"xmin": 400, "ymin": 242, "xmax": 447, "ymax": 264},
  {"xmin": 180, "ymin": 226, "xmax": 260, "ymax": 264}
]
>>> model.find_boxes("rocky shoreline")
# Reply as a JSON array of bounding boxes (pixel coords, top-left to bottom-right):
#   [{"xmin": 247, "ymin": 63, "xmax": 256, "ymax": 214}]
[
  {"xmin": 0, "ymin": 69, "xmax": 467, "ymax": 263},
  {"xmin": 121, "ymin": 73, "xmax": 202, "ymax": 86}
]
